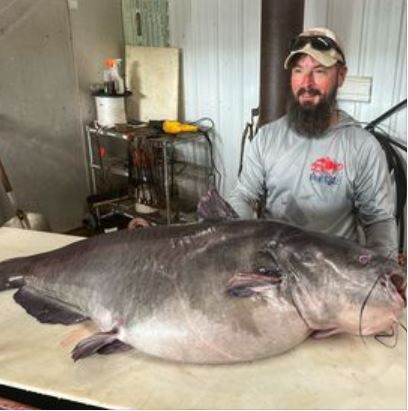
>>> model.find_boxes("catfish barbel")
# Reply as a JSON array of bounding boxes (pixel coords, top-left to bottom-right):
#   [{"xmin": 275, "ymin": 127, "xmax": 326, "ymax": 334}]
[{"xmin": 0, "ymin": 192, "xmax": 405, "ymax": 364}]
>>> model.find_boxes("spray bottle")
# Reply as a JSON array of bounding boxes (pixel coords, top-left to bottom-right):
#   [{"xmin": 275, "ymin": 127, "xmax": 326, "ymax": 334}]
[{"xmin": 103, "ymin": 58, "xmax": 125, "ymax": 95}]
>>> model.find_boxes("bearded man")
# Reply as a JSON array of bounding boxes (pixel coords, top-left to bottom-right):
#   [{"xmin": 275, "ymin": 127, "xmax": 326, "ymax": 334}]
[{"xmin": 229, "ymin": 27, "xmax": 397, "ymax": 259}]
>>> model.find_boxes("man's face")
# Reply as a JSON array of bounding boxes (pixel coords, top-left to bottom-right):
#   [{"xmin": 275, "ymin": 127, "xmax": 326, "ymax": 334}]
[{"xmin": 290, "ymin": 54, "xmax": 346, "ymax": 107}]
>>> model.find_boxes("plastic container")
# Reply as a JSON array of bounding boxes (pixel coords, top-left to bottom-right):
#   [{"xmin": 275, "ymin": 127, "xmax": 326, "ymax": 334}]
[
  {"xmin": 93, "ymin": 91, "xmax": 131, "ymax": 127},
  {"xmin": 92, "ymin": 58, "xmax": 130, "ymax": 127}
]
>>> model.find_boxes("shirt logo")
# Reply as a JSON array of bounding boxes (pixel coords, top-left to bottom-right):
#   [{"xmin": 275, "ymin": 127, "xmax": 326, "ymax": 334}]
[{"xmin": 310, "ymin": 157, "xmax": 344, "ymax": 186}]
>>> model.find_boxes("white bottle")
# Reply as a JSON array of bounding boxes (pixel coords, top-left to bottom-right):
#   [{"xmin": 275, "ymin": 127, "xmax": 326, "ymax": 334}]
[{"xmin": 112, "ymin": 59, "xmax": 125, "ymax": 95}]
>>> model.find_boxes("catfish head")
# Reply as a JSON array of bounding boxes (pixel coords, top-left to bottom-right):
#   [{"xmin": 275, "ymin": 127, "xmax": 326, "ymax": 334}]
[
  {"xmin": 271, "ymin": 231, "xmax": 406, "ymax": 339},
  {"xmin": 198, "ymin": 189, "xmax": 406, "ymax": 339}
]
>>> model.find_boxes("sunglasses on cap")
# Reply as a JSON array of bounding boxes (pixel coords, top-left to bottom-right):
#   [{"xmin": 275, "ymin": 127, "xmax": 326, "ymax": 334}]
[{"xmin": 289, "ymin": 35, "xmax": 346, "ymax": 65}]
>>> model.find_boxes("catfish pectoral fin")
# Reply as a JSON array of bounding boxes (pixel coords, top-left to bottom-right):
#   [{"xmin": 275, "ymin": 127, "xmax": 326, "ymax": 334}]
[
  {"xmin": 226, "ymin": 272, "xmax": 281, "ymax": 297},
  {"xmin": 71, "ymin": 330, "xmax": 123, "ymax": 361},
  {"xmin": 97, "ymin": 339, "xmax": 133, "ymax": 355},
  {"xmin": 14, "ymin": 287, "xmax": 89, "ymax": 325}
]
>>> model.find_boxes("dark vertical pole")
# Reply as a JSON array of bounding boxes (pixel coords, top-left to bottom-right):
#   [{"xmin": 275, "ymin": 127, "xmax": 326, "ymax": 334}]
[{"xmin": 259, "ymin": 0, "xmax": 304, "ymax": 127}]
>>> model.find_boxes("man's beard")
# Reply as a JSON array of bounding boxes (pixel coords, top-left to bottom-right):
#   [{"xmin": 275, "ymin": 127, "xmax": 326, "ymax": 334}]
[{"xmin": 287, "ymin": 87, "xmax": 338, "ymax": 138}]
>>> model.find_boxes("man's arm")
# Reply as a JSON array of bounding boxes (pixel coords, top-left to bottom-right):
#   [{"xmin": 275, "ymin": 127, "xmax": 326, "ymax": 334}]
[
  {"xmin": 228, "ymin": 129, "xmax": 267, "ymax": 219},
  {"xmin": 364, "ymin": 219, "xmax": 398, "ymax": 259},
  {"xmin": 354, "ymin": 134, "xmax": 398, "ymax": 259}
]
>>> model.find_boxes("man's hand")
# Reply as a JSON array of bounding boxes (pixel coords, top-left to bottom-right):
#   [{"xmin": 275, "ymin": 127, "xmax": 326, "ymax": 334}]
[{"xmin": 128, "ymin": 217, "xmax": 150, "ymax": 230}]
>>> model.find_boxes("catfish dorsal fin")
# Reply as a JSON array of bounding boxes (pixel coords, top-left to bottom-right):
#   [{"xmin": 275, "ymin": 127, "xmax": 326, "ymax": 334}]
[{"xmin": 197, "ymin": 189, "xmax": 240, "ymax": 222}]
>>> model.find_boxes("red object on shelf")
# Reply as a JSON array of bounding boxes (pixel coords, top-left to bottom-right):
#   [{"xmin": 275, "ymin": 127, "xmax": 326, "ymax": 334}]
[{"xmin": 99, "ymin": 146, "xmax": 107, "ymax": 158}]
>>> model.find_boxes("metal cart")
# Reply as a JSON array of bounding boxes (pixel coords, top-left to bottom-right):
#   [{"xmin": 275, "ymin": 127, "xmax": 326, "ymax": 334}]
[{"xmin": 85, "ymin": 123, "xmax": 211, "ymax": 230}]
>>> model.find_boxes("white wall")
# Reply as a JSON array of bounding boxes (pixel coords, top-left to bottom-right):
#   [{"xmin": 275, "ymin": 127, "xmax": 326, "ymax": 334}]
[
  {"xmin": 169, "ymin": 0, "xmax": 406, "ymax": 197},
  {"xmin": 69, "ymin": 0, "xmax": 125, "ymax": 127},
  {"xmin": 0, "ymin": 0, "xmax": 89, "ymax": 231},
  {"xmin": 0, "ymin": 0, "xmax": 124, "ymax": 232}
]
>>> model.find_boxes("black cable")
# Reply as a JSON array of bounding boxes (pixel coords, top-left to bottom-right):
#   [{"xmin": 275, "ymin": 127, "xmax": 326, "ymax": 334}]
[
  {"xmin": 184, "ymin": 117, "xmax": 221, "ymax": 189},
  {"xmin": 238, "ymin": 123, "xmax": 250, "ymax": 176},
  {"xmin": 365, "ymin": 99, "xmax": 407, "ymax": 132},
  {"xmin": 364, "ymin": 99, "xmax": 407, "ymax": 255},
  {"xmin": 369, "ymin": 130, "xmax": 406, "ymax": 254},
  {"xmin": 191, "ymin": 117, "xmax": 215, "ymax": 132},
  {"xmin": 374, "ymin": 129, "xmax": 407, "ymax": 152},
  {"xmin": 201, "ymin": 129, "xmax": 222, "ymax": 190},
  {"xmin": 238, "ymin": 107, "xmax": 259, "ymax": 175},
  {"xmin": 359, "ymin": 122, "xmax": 407, "ymax": 152}
]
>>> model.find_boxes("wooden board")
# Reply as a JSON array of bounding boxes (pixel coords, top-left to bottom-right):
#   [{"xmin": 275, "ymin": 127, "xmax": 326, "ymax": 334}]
[
  {"xmin": 0, "ymin": 227, "xmax": 406, "ymax": 409},
  {"xmin": 125, "ymin": 46, "xmax": 180, "ymax": 122}
]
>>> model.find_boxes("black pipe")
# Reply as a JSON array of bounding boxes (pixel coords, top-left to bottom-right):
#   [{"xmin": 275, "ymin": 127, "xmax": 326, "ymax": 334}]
[
  {"xmin": 364, "ymin": 102, "xmax": 407, "ymax": 254},
  {"xmin": 365, "ymin": 99, "xmax": 407, "ymax": 132},
  {"xmin": 259, "ymin": 0, "xmax": 304, "ymax": 127}
]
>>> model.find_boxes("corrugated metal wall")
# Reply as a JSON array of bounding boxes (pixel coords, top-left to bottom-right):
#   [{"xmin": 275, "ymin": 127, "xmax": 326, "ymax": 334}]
[
  {"xmin": 169, "ymin": 0, "xmax": 406, "ymax": 197},
  {"xmin": 168, "ymin": 0, "xmax": 261, "ymax": 195},
  {"xmin": 305, "ymin": 0, "xmax": 407, "ymax": 139}
]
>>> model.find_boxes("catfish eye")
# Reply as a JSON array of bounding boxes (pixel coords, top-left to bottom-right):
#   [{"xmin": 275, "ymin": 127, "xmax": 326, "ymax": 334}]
[
  {"xmin": 301, "ymin": 250, "xmax": 316, "ymax": 263},
  {"xmin": 257, "ymin": 266, "xmax": 279, "ymax": 275},
  {"xmin": 379, "ymin": 278, "xmax": 387, "ymax": 287},
  {"xmin": 358, "ymin": 254, "xmax": 371, "ymax": 265}
]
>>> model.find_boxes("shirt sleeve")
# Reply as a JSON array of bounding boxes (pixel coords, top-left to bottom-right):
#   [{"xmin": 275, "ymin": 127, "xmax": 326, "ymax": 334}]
[
  {"xmin": 364, "ymin": 220, "xmax": 398, "ymax": 260},
  {"xmin": 228, "ymin": 128, "xmax": 267, "ymax": 219},
  {"xmin": 353, "ymin": 134, "xmax": 398, "ymax": 258}
]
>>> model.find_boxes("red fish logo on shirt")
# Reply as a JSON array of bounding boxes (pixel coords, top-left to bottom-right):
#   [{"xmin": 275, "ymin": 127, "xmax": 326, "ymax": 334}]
[
  {"xmin": 310, "ymin": 157, "xmax": 344, "ymax": 186},
  {"xmin": 311, "ymin": 157, "xmax": 344, "ymax": 173}
]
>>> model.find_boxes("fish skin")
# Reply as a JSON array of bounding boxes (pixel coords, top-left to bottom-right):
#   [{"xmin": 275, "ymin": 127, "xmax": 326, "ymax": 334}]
[{"xmin": 0, "ymin": 219, "xmax": 405, "ymax": 364}]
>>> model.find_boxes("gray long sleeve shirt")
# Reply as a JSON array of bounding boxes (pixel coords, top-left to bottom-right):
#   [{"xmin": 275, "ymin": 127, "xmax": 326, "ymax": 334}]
[{"xmin": 228, "ymin": 111, "xmax": 398, "ymax": 258}]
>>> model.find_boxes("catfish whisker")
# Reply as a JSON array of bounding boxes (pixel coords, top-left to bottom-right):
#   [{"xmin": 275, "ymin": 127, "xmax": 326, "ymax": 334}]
[
  {"xmin": 375, "ymin": 328, "xmax": 395, "ymax": 338},
  {"xmin": 399, "ymin": 322, "xmax": 407, "ymax": 332},
  {"xmin": 359, "ymin": 273, "xmax": 383, "ymax": 345},
  {"xmin": 374, "ymin": 323, "xmax": 399, "ymax": 348}
]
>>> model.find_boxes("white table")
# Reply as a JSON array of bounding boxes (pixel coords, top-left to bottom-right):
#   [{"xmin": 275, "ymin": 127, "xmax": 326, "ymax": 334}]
[{"xmin": 0, "ymin": 227, "xmax": 406, "ymax": 409}]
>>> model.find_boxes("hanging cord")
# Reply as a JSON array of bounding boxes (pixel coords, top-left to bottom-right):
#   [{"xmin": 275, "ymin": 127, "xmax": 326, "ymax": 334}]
[
  {"xmin": 238, "ymin": 107, "xmax": 260, "ymax": 176},
  {"xmin": 236, "ymin": 107, "xmax": 266, "ymax": 216},
  {"xmin": 364, "ymin": 99, "xmax": 407, "ymax": 255},
  {"xmin": 238, "ymin": 123, "xmax": 251, "ymax": 176},
  {"xmin": 190, "ymin": 117, "xmax": 215, "ymax": 131},
  {"xmin": 187, "ymin": 117, "xmax": 222, "ymax": 190},
  {"xmin": 201, "ymin": 129, "xmax": 222, "ymax": 190}
]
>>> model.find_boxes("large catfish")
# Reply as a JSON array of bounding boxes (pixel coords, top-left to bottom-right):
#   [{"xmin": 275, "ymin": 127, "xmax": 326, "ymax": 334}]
[{"xmin": 0, "ymin": 190, "xmax": 405, "ymax": 364}]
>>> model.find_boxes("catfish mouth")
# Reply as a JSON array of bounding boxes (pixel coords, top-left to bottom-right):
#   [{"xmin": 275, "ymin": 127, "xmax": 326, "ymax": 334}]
[
  {"xmin": 390, "ymin": 272, "xmax": 406, "ymax": 306},
  {"xmin": 356, "ymin": 270, "xmax": 406, "ymax": 337}
]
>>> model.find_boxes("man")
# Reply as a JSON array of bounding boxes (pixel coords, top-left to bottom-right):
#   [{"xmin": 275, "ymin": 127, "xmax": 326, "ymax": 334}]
[{"xmin": 228, "ymin": 27, "xmax": 397, "ymax": 259}]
